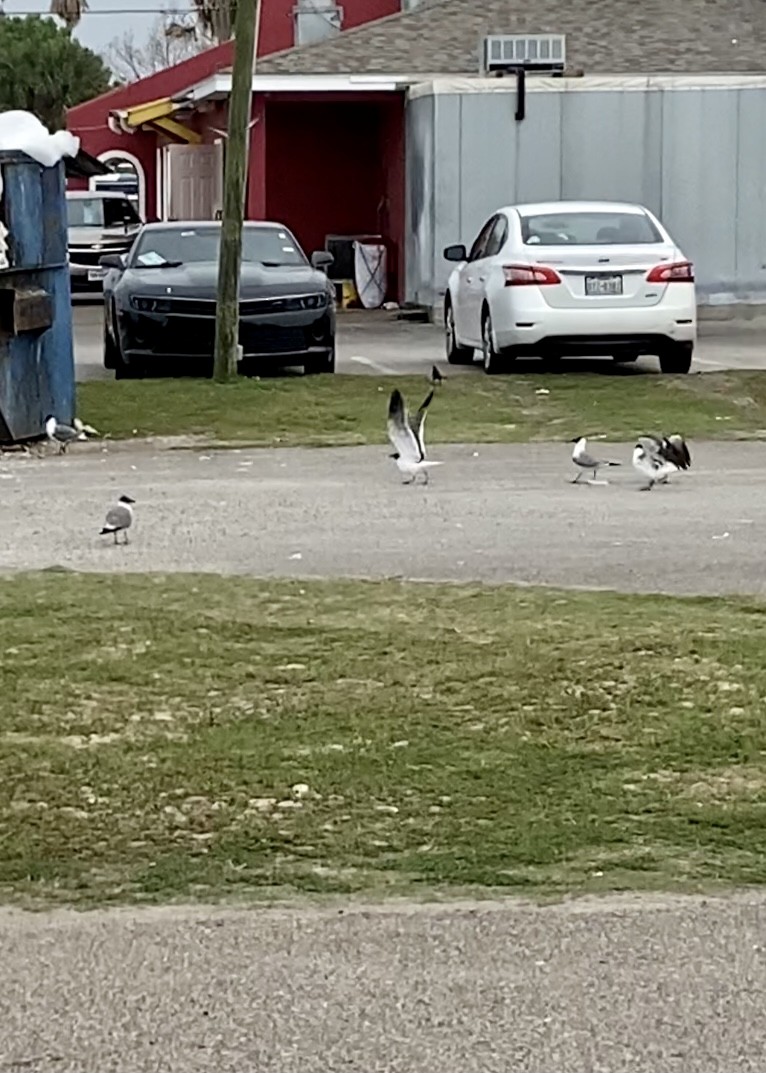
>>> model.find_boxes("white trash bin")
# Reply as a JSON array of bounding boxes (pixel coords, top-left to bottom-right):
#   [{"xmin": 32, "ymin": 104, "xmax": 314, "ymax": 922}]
[{"xmin": 353, "ymin": 240, "xmax": 387, "ymax": 310}]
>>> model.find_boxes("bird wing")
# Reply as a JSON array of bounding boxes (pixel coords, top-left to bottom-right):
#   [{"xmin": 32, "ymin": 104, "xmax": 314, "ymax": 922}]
[
  {"xmin": 667, "ymin": 434, "xmax": 691, "ymax": 469},
  {"xmin": 104, "ymin": 504, "xmax": 132, "ymax": 530},
  {"xmin": 409, "ymin": 388, "xmax": 434, "ymax": 457},
  {"xmin": 575, "ymin": 448, "xmax": 602, "ymax": 468},
  {"xmin": 55, "ymin": 423, "xmax": 81, "ymax": 442},
  {"xmin": 387, "ymin": 389, "xmax": 423, "ymax": 463}
]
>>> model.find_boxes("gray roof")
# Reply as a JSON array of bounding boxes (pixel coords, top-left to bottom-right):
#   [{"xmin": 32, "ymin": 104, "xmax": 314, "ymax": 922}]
[{"xmin": 258, "ymin": 0, "xmax": 766, "ymax": 76}]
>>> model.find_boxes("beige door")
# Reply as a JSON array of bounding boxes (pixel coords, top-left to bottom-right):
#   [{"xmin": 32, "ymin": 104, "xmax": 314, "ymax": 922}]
[{"xmin": 164, "ymin": 143, "xmax": 223, "ymax": 221}]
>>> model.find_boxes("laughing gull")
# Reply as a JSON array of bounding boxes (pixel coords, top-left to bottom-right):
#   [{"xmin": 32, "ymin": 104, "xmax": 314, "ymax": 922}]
[
  {"xmin": 45, "ymin": 415, "xmax": 86, "ymax": 454},
  {"xmin": 100, "ymin": 495, "xmax": 135, "ymax": 544},
  {"xmin": 632, "ymin": 436, "xmax": 684, "ymax": 491},
  {"xmin": 569, "ymin": 436, "xmax": 621, "ymax": 484},
  {"xmin": 387, "ymin": 387, "xmax": 442, "ymax": 485}
]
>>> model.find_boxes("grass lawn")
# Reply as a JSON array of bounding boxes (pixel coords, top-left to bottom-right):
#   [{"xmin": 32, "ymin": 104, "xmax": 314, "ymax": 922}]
[
  {"xmin": 2, "ymin": 573, "xmax": 766, "ymax": 907},
  {"xmin": 77, "ymin": 370, "xmax": 766, "ymax": 448}
]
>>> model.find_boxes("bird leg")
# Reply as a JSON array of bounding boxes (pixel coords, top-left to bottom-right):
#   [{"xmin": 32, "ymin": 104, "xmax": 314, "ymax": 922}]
[
  {"xmin": 571, "ymin": 471, "xmax": 582, "ymax": 484},
  {"xmin": 421, "ymin": 470, "xmax": 429, "ymax": 486},
  {"xmin": 123, "ymin": 532, "xmax": 129, "ymax": 545},
  {"xmin": 639, "ymin": 481, "xmax": 654, "ymax": 492},
  {"xmin": 112, "ymin": 530, "xmax": 119, "ymax": 545}
]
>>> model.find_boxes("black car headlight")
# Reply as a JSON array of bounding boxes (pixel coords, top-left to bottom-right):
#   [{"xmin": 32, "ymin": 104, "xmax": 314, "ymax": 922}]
[
  {"xmin": 271, "ymin": 293, "xmax": 328, "ymax": 312},
  {"xmin": 300, "ymin": 293, "xmax": 328, "ymax": 310},
  {"xmin": 130, "ymin": 295, "xmax": 172, "ymax": 314}
]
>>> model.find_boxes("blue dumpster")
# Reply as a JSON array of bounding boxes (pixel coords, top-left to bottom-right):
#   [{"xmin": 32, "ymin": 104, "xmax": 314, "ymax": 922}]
[{"xmin": 0, "ymin": 149, "xmax": 74, "ymax": 444}]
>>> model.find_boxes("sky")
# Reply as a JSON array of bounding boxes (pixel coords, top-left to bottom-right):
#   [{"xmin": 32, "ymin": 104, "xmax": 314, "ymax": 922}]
[{"xmin": 1, "ymin": 0, "xmax": 197, "ymax": 57}]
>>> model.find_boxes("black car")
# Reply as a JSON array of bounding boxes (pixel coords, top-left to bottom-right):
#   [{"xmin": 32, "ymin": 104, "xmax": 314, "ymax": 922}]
[{"xmin": 100, "ymin": 221, "xmax": 336, "ymax": 378}]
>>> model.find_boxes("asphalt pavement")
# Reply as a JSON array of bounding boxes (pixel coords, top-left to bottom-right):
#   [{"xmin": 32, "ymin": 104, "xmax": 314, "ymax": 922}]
[
  {"xmin": 71, "ymin": 296, "xmax": 766, "ymax": 381},
  {"xmin": 1, "ymin": 438, "xmax": 765, "ymax": 597},
  {"xmin": 3, "ymin": 893, "xmax": 766, "ymax": 1072}
]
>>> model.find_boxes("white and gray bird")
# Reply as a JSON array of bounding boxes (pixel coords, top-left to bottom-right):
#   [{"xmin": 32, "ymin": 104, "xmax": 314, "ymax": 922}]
[
  {"xmin": 45, "ymin": 414, "xmax": 86, "ymax": 453},
  {"xmin": 100, "ymin": 495, "xmax": 135, "ymax": 544},
  {"xmin": 632, "ymin": 435, "xmax": 687, "ymax": 491},
  {"xmin": 569, "ymin": 436, "xmax": 621, "ymax": 484},
  {"xmin": 387, "ymin": 387, "xmax": 442, "ymax": 485}
]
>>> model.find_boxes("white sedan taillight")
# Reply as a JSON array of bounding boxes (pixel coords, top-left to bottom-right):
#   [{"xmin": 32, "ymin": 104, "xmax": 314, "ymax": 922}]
[
  {"xmin": 503, "ymin": 264, "xmax": 562, "ymax": 286},
  {"xmin": 645, "ymin": 261, "xmax": 695, "ymax": 283}
]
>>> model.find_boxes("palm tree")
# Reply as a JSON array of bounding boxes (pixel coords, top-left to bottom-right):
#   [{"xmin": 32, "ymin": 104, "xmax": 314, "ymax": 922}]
[
  {"xmin": 191, "ymin": 0, "xmax": 236, "ymax": 43},
  {"xmin": 49, "ymin": 0, "xmax": 89, "ymax": 32}
]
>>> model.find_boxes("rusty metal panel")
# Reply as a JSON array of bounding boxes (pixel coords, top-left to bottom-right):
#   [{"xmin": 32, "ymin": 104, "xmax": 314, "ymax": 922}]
[{"xmin": 12, "ymin": 286, "xmax": 53, "ymax": 333}]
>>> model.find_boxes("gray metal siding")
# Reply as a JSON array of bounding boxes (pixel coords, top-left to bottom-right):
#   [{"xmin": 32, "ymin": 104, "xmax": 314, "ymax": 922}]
[
  {"xmin": 405, "ymin": 92, "xmax": 435, "ymax": 308},
  {"xmin": 405, "ymin": 84, "xmax": 766, "ymax": 309}
]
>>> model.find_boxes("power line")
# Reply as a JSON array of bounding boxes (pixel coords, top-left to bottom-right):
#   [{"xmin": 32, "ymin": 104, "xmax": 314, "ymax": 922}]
[{"xmin": 3, "ymin": 6, "xmax": 204, "ymax": 12}]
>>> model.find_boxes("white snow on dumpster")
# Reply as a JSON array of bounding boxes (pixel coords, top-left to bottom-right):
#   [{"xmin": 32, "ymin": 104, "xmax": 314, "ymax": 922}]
[{"xmin": 0, "ymin": 111, "xmax": 79, "ymax": 168}]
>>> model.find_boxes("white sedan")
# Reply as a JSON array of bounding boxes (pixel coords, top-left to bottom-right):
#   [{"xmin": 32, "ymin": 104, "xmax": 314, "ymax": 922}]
[{"xmin": 443, "ymin": 200, "xmax": 696, "ymax": 374}]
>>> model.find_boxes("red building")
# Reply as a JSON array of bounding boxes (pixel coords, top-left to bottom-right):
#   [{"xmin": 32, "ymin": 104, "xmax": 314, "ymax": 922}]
[{"xmin": 67, "ymin": 0, "xmax": 401, "ymax": 223}]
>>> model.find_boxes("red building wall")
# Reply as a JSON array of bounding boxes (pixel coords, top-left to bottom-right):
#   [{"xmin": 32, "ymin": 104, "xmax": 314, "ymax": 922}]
[
  {"xmin": 263, "ymin": 95, "xmax": 405, "ymax": 300},
  {"xmin": 67, "ymin": 0, "xmax": 401, "ymax": 219}
]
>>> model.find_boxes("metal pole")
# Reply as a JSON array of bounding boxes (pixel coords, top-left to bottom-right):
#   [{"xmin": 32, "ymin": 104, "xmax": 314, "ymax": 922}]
[{"xmin": 212, "ymin": 0, "xmax": 261, "ymax": 382}]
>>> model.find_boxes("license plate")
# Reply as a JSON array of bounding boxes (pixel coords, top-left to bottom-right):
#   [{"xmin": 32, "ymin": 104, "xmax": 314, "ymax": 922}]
[
  {"xmin": 88, "ymin": 268, "xmax": 105, "ymax": 282},
  {"xmin": 585, "ymin": 274, "xmax": 623, "ymax": 296}
]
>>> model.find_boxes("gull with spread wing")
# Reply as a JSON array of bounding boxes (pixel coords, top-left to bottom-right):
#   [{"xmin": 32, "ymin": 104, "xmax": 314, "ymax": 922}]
[{"xmin": 387, "ymin": 388, "xmax": 442, "ymax": 485}]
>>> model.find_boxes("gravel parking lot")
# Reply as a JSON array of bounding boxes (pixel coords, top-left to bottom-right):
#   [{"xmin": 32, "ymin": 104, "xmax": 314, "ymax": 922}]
[{"xmin": 0, "ymin": 437, "xmax": 764, "ymax": 596}]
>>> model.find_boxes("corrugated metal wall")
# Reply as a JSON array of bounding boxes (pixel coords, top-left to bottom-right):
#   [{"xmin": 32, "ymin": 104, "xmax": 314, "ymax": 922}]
[{"xmin": 405, "ymin": 82, "xmax": 766, "ymax": 311}]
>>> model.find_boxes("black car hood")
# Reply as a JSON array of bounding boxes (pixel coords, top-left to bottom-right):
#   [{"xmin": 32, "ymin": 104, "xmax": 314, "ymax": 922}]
[{"xmin": 120, "ymin": 261, "xmax": 329, "ymax": 298}]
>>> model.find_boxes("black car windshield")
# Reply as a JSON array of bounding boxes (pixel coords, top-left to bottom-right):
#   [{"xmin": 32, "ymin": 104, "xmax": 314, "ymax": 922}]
[
  {"xmin": 67, "ymin": 197, "xmax": 141, "ymax": 228},
  {"xmin": 519, "ymin": 211, "xmax": 662, "ymax": 245},
  {"xmin": 131, "ymin": 226, "xmax": 308, "ymax": 268}
]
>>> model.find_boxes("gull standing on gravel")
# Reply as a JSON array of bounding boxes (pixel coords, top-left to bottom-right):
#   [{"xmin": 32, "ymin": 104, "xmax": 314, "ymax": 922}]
[
  {"xmin": 569, "ymin": 435, "xmax": 621, "ymax": 484},
  {"xmin": 100, "ymin": 495, "xmax": 135, "ymax": 544},
  {"xmin": 387, "ymin": 387, "xmax": 442, "ymax": 485},
  {"xmin": 632, "ymin": 436, "xmax": 684, "ymax": 491},
  {"xmin": 45, "ymin": 414, "xmax": 86, "ymax": 454}
]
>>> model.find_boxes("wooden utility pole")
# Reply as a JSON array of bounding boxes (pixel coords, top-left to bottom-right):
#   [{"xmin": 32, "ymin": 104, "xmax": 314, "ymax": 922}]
[{"xmin": 212, "ymin": 0, "xmax": 261, "ymax": 382}]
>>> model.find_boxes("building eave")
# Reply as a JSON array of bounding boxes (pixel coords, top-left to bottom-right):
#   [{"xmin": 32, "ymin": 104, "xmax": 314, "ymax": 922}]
[{"xmin": 179, "ymin": 71, "xmax": 416, "ymax": 102}]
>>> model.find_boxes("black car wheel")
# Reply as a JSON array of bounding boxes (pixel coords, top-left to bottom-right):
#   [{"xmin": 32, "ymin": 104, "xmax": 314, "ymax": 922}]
[
  {"xmin": 103, "ymin": 317, "xmax": 119, "ymax": 371},
  {"xmin": 481, "ymin": 309, "xmax": 511, "ymax": 375},
  {"xmin": 445, "ymin": 300, "xmax": 474, "ymax": 365},
  {"xmin": 304, "ymin": 346, "xmax": 336, "ymax": 375},
  {"xmin": 115, "ymin": 358, "xmax": 144, "ymax": 380},
  {"xmin": 658, "ymin": 341, "xmax": 693, "ymax": 374}
]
